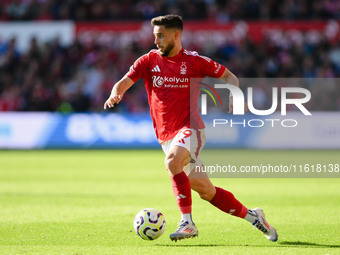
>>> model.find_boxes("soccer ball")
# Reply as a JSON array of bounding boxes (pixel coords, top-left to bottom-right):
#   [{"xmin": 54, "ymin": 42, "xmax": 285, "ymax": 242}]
[{"xmin": 133, "ymin": 208, "xmax": 166, "ymax": 240}]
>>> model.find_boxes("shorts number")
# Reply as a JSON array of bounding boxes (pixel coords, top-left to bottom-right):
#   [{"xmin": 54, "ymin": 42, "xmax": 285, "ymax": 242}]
[{"xmin": 182, "ymin": 130, "xmax": 192, "ymax": 138}]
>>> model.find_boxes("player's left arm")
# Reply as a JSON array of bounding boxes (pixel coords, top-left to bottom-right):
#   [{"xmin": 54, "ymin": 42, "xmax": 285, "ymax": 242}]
[{"xmin": 219, "ymin": 68, "xmax": 248, "ymax": 114}]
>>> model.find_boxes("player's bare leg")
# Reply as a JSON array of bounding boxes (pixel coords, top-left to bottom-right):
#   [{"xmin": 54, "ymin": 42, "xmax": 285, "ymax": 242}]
[
  {"xmin": 188, "ymin": 171, "xmax": 216, "ymax": 201},
  {"xmin": 165, "ymin": 146, "xmax": 198, "ymax": 241},
  {"xmin": 189, "ymin": 170, "xmax": 278, "ymax": 242}
]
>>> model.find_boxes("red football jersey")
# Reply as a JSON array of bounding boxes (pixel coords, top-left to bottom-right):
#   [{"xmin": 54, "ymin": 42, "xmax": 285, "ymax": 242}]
[{"xmin": 126, "ymin": 48, "xmax": 226, "ymax": 143}]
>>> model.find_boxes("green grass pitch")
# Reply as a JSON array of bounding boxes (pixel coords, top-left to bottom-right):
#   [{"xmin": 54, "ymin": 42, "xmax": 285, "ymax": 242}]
[{"xmin": 0, "ymin": 150, "xmax": 339, "ymax": 255}]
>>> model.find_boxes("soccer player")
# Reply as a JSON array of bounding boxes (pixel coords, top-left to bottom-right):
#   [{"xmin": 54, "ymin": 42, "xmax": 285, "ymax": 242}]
[{"xmin": 104, "ymin": 14, "xmax": 278, "ymax": 242}]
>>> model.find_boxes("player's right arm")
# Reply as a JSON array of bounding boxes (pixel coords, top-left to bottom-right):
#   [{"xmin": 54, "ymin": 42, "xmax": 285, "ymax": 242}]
[
  {"xmin": 104, "ymin": 75, "xmax": 134, "ymax": 109},
  {"xmin": 104, "ymin": 52, "xmax": 149, "ymax": 110}
]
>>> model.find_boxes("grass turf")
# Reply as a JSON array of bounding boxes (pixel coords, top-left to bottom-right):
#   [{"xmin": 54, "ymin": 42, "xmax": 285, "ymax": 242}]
[{"xmin": 0, "ymin": 150, "xmax": 339, "ymax": 255}]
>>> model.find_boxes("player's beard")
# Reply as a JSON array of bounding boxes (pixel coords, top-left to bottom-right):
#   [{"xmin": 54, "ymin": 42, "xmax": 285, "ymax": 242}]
[{"xmin": 160, "ymin": 41, "xmax": 175, "ymax": 57}]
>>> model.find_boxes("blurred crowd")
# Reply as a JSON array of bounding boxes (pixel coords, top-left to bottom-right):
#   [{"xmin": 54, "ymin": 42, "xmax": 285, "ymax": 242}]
[
  {"xmin": 1, "ymin": 0, "xmax": 340, "ymax": 21},
  {"xmin": 1, "ymin": 30, "xmax": 340, "ymax": 112},
  {"xmin": 0, "ymin": 0, "xmax": 340, "ymax": 112}
]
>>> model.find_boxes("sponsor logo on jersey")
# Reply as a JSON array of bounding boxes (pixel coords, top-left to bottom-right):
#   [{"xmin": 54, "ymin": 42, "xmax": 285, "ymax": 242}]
[
  {"xmin": 151, "ymin": 65, "xmax": 161, "ymax": 72},
  {"xmin": 152, "ymin": 76, "xmax": 189, "ymax": 87},
  {"xmin": 152, "ymin": 76, "xmax": 164, "ymax": 87},
  {"xmin": 180, "ymin": 62, "xmax": 187, "ymax": 74}
]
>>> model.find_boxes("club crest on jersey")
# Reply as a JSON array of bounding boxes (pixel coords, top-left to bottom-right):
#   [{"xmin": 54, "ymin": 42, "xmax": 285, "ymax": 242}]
[{"xmin": 180, "ymin": 62, "xmax": 187, "ymax": 74}]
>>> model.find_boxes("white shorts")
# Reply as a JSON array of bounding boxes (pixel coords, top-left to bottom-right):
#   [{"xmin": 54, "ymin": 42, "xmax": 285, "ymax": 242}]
[{"xmin": 161, "ymin": 128, "xmax": 206, "ymax": 176}]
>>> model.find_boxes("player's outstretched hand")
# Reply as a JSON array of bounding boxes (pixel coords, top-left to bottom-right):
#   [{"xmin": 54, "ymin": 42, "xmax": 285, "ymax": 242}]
[
  {"xmin": 228, "ymin": 96, "xmax": 249, "ymax": 114},
  {"xmin": 104, "ymin": 95, "xmax": 122, "ymax": 109}
]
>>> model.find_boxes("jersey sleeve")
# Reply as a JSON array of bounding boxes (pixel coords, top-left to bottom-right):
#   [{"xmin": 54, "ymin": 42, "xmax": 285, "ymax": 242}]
[
  {"xmin": 197, "ymin": 55, "xmax": 226, "ymax": 78},
  {"xmin": 125, "ymin": 53, "xmax": 149, "ymax": 82}
]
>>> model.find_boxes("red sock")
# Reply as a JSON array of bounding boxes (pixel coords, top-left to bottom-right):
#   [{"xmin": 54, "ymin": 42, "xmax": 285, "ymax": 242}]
[
  {"xmin": 171, "ymin": 171, "xmax": 192, "ymax": 214},
  {"xmin": 210, "ymin": 186, "xmax": 248, "ymax": 218}
]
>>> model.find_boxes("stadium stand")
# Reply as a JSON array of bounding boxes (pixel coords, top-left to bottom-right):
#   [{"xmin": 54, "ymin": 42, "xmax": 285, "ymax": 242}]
[{"xmin": 0, "ymin": 0, "xmax": 339, "ymax": 112}]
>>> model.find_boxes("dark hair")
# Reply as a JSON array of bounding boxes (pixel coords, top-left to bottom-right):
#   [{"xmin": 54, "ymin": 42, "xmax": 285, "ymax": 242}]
[{"xmin": 151, "ymin": 14, "xmax": 183, "ymax": 31}]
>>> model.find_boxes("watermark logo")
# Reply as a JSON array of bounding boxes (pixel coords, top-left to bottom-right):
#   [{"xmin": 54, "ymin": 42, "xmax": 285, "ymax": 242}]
[
  {"xmin": 201, "ymin": 84, "xmax": 311, "ymax": 116},
  {"xmin": 199, "ymin": 83, "xmax": 312, "ymax": 128},
  {"xmin": 198, "ymin": 82, "xmax": 222, "ymax": 113}
]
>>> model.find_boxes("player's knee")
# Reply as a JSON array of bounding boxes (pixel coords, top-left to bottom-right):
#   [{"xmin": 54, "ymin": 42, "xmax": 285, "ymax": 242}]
[{"xmin": 164, "ymin": 154, "xmax": 181, "ymax": 175}]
